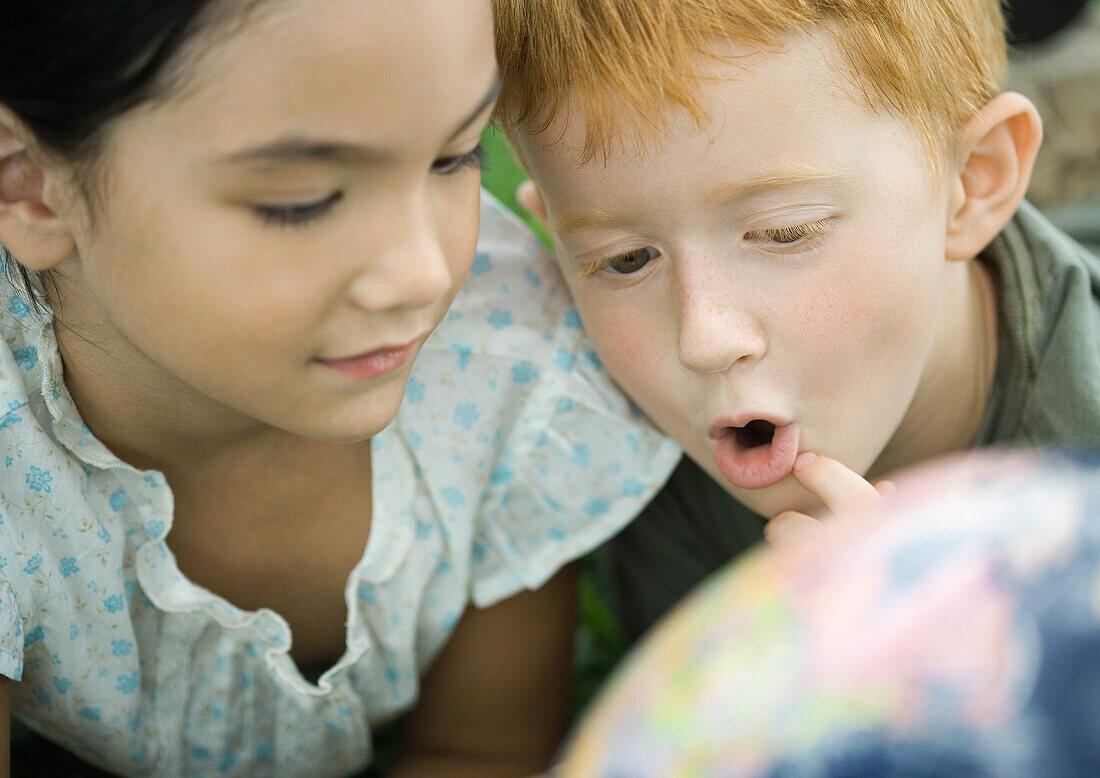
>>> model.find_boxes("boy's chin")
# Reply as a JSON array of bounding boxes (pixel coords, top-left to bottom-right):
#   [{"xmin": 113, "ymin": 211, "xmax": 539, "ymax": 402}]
[{"xmin": 710, "ymin": 466, "xmax": 820, "ymax": 519}]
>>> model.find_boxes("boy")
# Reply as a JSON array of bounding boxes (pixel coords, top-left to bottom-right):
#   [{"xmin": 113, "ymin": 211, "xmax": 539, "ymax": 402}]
[{"xmin": 493, "ymin": 0, "xmax": 1100, "ymax": 640}]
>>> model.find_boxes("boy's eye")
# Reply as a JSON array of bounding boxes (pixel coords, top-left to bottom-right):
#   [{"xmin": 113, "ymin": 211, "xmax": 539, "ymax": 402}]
[
  {"xmin": 744, "ymin": 219, "xmax": 831, "ymax": 247},
  {"xmin": 431, "ymin": 144, "xmax": 485, "ymax": 176},
  {"xmin": 583, "ymin": 246, "xmax": 660, "ymax": 278},
  {"xmin": 253, "ymin": 192, "xmax": 342, "ymax": 228}
]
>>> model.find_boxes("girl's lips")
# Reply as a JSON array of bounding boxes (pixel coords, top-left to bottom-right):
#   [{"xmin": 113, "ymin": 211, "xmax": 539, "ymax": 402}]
[
  {"xmin": 316, "ymin": 340, "xmax": 418, "ymax": 380},
  {"xmin": 712, "ymin": 421, "xmax": 801, "ymax": 490}
]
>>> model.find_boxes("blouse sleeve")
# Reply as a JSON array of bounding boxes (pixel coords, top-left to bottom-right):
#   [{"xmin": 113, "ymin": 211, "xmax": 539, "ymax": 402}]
[
  {"xmin": 468, "ymin": 355, "xmax": 681, "ymax": 608},
  {"xmin": 414, "ymin": 191, "xmax": 682, "ymax": 608}
]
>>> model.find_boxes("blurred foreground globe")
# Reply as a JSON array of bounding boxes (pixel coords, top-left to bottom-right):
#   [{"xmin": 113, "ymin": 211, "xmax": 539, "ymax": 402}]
[{"xmin": 562, "ymin": 449, "xmax": 1100, "ymax": 777}]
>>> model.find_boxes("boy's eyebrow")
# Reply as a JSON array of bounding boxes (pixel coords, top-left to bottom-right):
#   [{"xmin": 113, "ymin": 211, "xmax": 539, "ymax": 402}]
[
  {"xmin": 551, "ymin": 164, "xmax": 846, "ymax": 234},
  {"xmin": 218, "ymin": 73, "xmax": 502, "ymax": 167},
  {"xmin": 703, "ymin": 165, "xmax": 847, "ymax": 206}
]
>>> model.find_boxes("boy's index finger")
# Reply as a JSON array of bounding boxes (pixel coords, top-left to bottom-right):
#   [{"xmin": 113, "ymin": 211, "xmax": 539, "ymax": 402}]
[{"xmin": 791, "ymin": 452, "xmax": 881, "ymax": 517}]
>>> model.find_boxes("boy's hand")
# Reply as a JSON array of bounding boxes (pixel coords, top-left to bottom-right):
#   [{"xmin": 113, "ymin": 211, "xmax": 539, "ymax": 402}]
[{"xmin": 764, "ymin": 453, "xmax": 894, "ymax": 548}]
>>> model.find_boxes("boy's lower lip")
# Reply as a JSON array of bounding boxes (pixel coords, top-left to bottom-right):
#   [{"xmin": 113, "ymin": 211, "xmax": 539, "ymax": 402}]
[
  {"xmin": 712, "ymin": 422, "xmax": 800, "ymax": 490},
  {"xmin": 315, "ymin": 340, "xmax": 418, "ymax": 380}
]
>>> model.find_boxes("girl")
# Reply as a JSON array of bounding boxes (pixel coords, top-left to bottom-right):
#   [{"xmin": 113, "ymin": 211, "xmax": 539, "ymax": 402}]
[{"xmin": 0, "ymin": 1, "xmax": 679, "ymax": 775}]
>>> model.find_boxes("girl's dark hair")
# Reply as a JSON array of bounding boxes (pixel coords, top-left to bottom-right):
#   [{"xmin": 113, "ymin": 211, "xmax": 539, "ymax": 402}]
[
  {"xmin": 1, "ymin": 1, "xmax": 216, "ymax": 159},
  {"xmin": 1, "ymin": 1, "xmax": 221, "ymax": 308}
]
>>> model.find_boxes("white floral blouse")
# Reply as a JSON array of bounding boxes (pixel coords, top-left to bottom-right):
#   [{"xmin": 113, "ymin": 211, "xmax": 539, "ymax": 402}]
[{"xmin": 0, "ymin": 192, "xmax": 680, "ymax": 776}]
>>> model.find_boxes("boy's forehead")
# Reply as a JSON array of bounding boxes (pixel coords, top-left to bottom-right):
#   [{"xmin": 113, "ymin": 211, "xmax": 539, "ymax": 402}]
[
  {"xmin": 517, "ymin": 34, "xmax": 866, "ymax": 180},
  {"xmin": 516, "ymin": 31, "xmax": 864, "ymax": 167},
  {"xmin": 515, "ymin": 31, "xmax": 944, "ymax": 228}
]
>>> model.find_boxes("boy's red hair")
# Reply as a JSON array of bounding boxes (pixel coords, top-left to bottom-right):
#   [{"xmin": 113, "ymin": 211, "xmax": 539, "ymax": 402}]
[{"xmin": 495, "ymin": 0, "xmax": 1007, "ymax": 168}]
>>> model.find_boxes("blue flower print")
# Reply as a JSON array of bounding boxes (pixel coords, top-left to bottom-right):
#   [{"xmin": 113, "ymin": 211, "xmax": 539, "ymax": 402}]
[
  {"xmin": 116, "ymin": 671, "xmax": 138, "ymax": 695},
  {"xmin": 111, "ymin": 639, "xmax": 133, "ymax": 657},
  {"xmin": 487, "ymin": 309, "xmax": 513, "ymax": 330},
  {"xmin": 52, "ymin": 676, "xmax": 72, "ymax": 694},
  {"xmin": 78, "ymin": 707, "xmax": 101, "ymax": 722},
  {"xmin": 218, "ymin": 754, "xmax": 237, "ymax": 773},
  {"xmin": 108, "ymin": 490, "xmax": 126, "ymax": 511},
  {"xmin": 584, "ymin": 350, "xmax": 604, "ymax": 370},
  {"xmin": 23, "ymin": 553, "xmax": 42, "ymax": 575},
  {"xmin": 25, "ymin": 466, "xmax": 52, "ymax": 493},
  {"xmin": 564, "ymin": 309, "xmax": 583, "ymax": 329},
  {"xmin": 489, "ymin": 464, "xmax": 514, "ymax": 488},
  {"xmin": 524, "ymin": 266, "xmax": 542, "ymax": 287},
  {"xmin": 357, "ymin": 584, "xmax": 378, "ymax": 605},
  {"xmin": 24, "ymin": 626, "xmax": 44, "ymax": 647},
  {"xmin": 584, "ymin": 498, "xmax": 611, "ymax": 518},
  {"xmin": 453, "ymin": 403, "xmax": 479, "ymax": 429},
  {"xmin": 440, "ymin": 487, "xmax": 466, "ymax": 507},
  {"xmin": 0, "ymin": 402, "xmax": 21, "ymax": 431},
  {"xmin": 552, "ymin": 349, "xmax": 576, "ymax": 372},
  {"xmin": 12, "ymin": 346, "xmax": 37, "ymax": 370},
  {"xmin": 449, "ymin": 342, "xmax": 472, "ymax": 371},
  {"xmin": 8, "ymin": 295, "xmax": 30, "ymax": 318},
  {"xmin": 572, "ymin": 443, "xmax": 592, "ymax": 467},
  {"xmin": 405, "ymin": 376, "xmax": 425, "ymax": 403},
  {"xmin": 511, "ymin": 361, "xmax": 538, "ymax": 386},
  {"xmin": 622, "ymin": 478, "xmax": 646, "ymax": 497},
  {"xmin": 103, "ymin": 595, "xmax": 124, "ymax": 613},
  {"xmin": 472, "ymin": 541, "xmax": 489, "ymax": 565},
  {"xmin": 470, "ymin": 252, "xmax": 492, "ymax": 276},
  {"xmin": 32, "ymin": 686, "xmax": 52, "ymax": 711},
  {"xmin": 59, "ymin": 557, "xmax": 79, "ymax": 577},
  {"xmin": 255, "ymin": 740, "xmax": 275, "ymax": 763}
]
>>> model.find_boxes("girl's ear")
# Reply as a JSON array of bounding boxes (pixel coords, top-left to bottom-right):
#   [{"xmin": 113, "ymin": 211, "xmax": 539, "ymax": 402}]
[
  {"xmin": 944, "ymin": 92, "xmax": 1043, "ymax": 262},
  {"xmin": 0, "ymin": 109, "xmax": 77, "ymax": 271}
]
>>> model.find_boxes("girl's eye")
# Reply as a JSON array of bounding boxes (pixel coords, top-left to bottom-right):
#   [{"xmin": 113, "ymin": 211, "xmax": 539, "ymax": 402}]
[
  {"xmin": 583, "ymin": 246, "xmax": 660, "ymax": 278},
  {"xmin": 431, "ymin": 144, "xmax": 485, "ymax": 175},
  {"xmin": 253, "ymin": 192, "xmax": 342, "ymax": 228},
  {"xmin": 744, "ymin": 219, "xmax": 831, "ymax": 247}
]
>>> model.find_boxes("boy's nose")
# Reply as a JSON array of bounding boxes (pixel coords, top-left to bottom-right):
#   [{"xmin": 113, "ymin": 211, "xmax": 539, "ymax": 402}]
[
  {"xmin": 346, "ymin": 197, "xmax": 454, "ymax": 313},
  {"xmin": 676, "ymin": 264, "xmax": 765, "ymax": 374}
]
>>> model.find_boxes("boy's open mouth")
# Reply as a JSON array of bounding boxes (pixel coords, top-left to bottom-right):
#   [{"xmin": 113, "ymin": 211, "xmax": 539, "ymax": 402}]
[
  {"xmin": 711, "ymin": 419, "xmax": 800, "ymax": 490},
  {"xmin": 734, "ymin": 419, "xmax": 776, "ymax": 449}
]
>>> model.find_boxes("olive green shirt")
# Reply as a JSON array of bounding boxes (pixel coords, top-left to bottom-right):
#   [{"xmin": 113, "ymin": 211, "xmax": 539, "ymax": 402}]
[{"xmin": 605, "ymin": 201, "xmax": 1100, "ymax": 642}]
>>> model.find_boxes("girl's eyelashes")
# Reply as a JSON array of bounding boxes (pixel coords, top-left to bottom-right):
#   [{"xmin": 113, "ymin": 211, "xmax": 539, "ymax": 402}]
[
  {"xmin": 581, "ymin": 246, "xmax": 660, "ymax": 279},
  {"xmin": 743, "ymin": 218, "xmax": 832, "ymax": 250},
  {"xmin": 431, "ymin": 143, "xmax": 485, "ymax": 176},
  {"xmin": 248, "ymin": 144, "xmax": 483, "ymax": 228},
  {"xmin": 252, "ymin": 191, "xmax": 343, "ymax": 228}
]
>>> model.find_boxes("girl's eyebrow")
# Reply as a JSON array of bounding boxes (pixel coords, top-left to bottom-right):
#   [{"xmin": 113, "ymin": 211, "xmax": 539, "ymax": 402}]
[{"xmin": 218, "ymin": 72, "xmax": 503, "ymax": 168}]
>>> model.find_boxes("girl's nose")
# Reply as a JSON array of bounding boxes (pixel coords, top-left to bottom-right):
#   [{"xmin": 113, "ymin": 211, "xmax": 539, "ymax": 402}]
[{"xmin": 346, "ymin": 197, "xmax": 454, "ymax": 313}]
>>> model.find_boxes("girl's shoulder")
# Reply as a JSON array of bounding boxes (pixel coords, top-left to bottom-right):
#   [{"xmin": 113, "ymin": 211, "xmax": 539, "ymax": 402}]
[{"xmin": 381, "ymin": 192, "xmax": 682, "ymax": 608}]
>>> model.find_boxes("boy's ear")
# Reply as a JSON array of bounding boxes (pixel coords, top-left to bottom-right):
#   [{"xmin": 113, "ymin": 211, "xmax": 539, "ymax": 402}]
[
  {"xmin": 516, "ymin": 180, "xmax": 550, "ymax": 230},
  {"xmin": 0, "ymin": 108, "xmax": 77, "ymax": 271},
  {"xmin": 944, "ymin": 92, "xmax": 1042, "ymax": 262}
]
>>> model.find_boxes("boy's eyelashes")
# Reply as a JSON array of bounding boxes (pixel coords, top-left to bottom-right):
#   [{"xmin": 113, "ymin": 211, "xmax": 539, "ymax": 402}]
[
  {"xmin": 581, "ymin": 246, "xmax": 660, "ymax": 278},
  {"xmin": 578, "ymin": 218, "xmax": 835, "ymax": 277},
  {"xmin": 744, "ymin": 218, "xmax": 833, "ymax": 251},
  {"xmin": 248, "ymin": 144, "xmax": 484, "ymax": 229}
]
